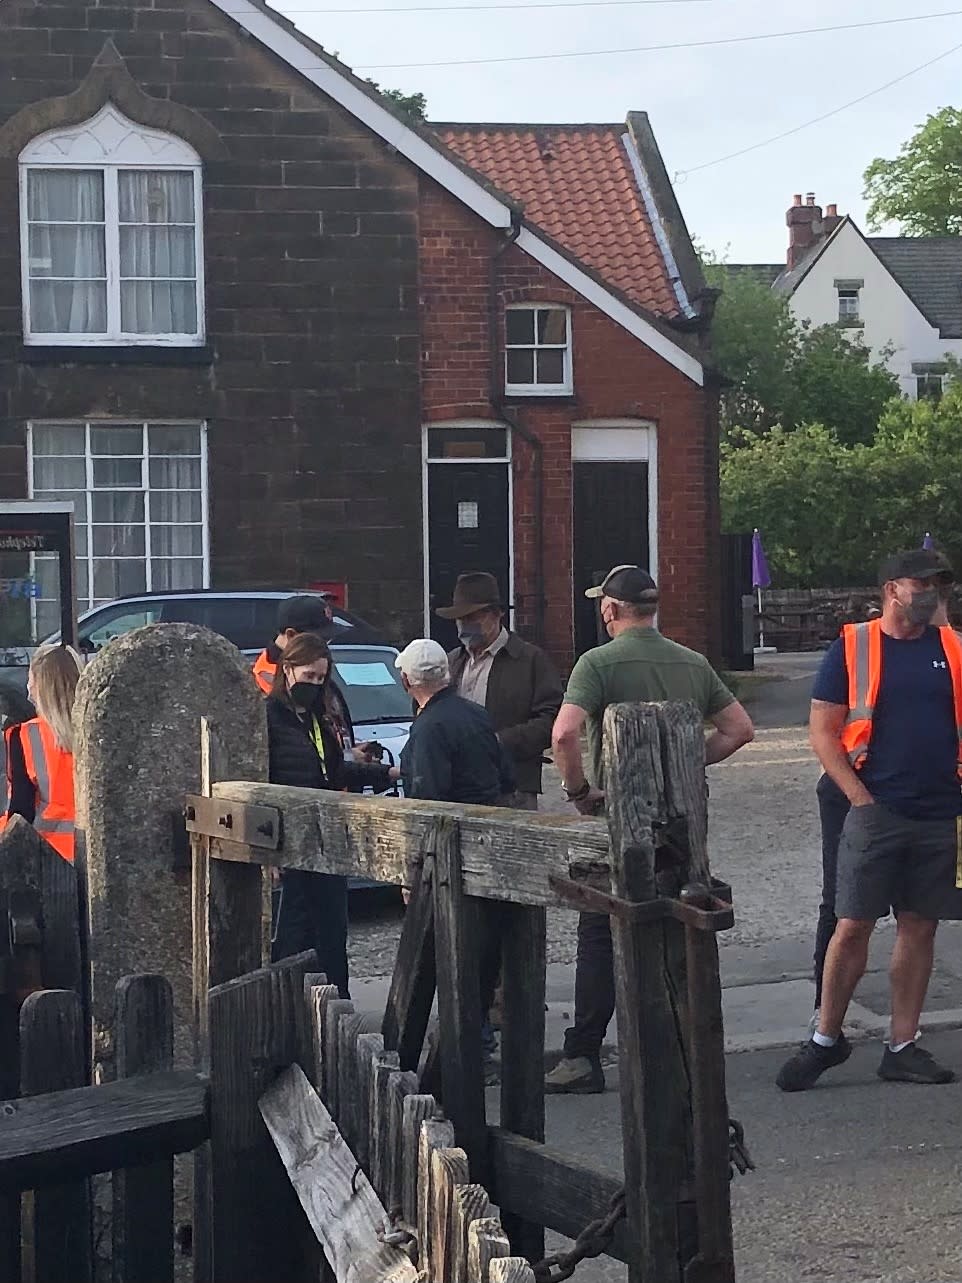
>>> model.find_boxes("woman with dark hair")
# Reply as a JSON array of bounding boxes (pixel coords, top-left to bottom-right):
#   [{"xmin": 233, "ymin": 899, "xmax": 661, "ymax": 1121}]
[{"xmin": 267, "ymin": 631, "xmax": 398, "ymax": 996}]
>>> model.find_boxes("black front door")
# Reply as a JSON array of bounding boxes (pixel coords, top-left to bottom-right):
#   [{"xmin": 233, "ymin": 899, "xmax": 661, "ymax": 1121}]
[
  {"xmin": 427, "ymin": 462, "xmax": 510, "ymax": 650},
  {"xmin": 573, "ymin": 461, "xmax": 650, "ymax": 657}
]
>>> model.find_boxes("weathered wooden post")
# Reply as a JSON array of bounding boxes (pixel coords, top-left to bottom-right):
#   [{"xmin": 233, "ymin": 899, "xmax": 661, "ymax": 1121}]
[
  {"xmin": 19, "ymin": 989, "xmax": 93, "ymax": 1283},
  {"xmin": 113, "ymin": 974, "xmax": 175, "ymax": 1283},
  {"xmin": 603, "ymin": 700, "xmax": 735, "ymax": 1283},
  {"xmin": 0, "ymin": 817, "xmax": 83, "ymax": 1097}
]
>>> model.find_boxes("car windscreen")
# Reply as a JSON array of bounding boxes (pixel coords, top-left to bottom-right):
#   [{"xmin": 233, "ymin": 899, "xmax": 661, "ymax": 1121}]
[{"xmin": 330, "ymin": 647, "xmax": 412, "ymax": 724}]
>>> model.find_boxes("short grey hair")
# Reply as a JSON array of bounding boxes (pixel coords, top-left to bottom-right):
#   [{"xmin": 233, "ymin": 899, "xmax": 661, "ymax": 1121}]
[{"xmin": 612, "ymin": 597, "xmax": 657, "ymax": 620}]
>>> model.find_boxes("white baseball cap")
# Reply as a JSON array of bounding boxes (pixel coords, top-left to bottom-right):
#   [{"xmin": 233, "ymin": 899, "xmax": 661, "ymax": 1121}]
[{"xmin": 395, "ymin": 638, "xmax": 450, "ymax": 683}]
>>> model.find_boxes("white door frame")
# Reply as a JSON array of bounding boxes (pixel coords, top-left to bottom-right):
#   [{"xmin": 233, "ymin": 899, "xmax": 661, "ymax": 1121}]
[
  {"xmin": 421, "ymin": 419, "xmax": 514, "ymax": 636},
  {"xmin": 570, "ymin": 419, "xmax": 658, "ymax": 580}
]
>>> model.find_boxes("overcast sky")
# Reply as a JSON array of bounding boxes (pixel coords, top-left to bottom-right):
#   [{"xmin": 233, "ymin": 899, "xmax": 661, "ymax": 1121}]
[{"xmin": 268, "ymin": 0, "xmax": 961, "ymax": 264}]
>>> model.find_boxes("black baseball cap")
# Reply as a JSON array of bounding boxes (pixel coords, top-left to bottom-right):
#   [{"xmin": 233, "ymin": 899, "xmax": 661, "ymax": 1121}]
[
  {"xmin": 585, "ymin": 564, "xmax": 658, "ymax": 604},
  {"xmin": 276, "ymin": 595, "xmax": 330, "ymax": 633},
  {"xmin": 878, "ymin": 548, "xmax": 955, "ymax": 586}
]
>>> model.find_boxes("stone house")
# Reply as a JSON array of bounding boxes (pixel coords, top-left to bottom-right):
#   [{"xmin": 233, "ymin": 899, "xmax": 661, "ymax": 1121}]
[{"xmin": 0, "ymin": 0, "xmax": 719, "ymax": 668}]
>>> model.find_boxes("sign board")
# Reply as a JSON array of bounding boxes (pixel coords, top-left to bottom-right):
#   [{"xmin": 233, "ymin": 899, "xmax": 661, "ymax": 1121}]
[
  {"xmin": 307, "ymin": 580, "xmax": 348, "ymax": 609},
  {"xmin": 0, "ymin": 502, "xmax": 78, "ymax": 658}
]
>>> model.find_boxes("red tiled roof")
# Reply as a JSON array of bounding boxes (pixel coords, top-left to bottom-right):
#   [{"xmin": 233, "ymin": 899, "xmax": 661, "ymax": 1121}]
[{"xmin": 435, "ymin": 124, "xmax": 680, "ymax": 318}]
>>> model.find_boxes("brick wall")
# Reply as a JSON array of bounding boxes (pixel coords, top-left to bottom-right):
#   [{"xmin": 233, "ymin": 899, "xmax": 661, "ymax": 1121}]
[
  {"xmin": 418, "ymin": 176, "xmax": 718, "ymax": 668},
  {"xmin": 0, "ymin": 0, "xmax": 423, "ymax": 642}
]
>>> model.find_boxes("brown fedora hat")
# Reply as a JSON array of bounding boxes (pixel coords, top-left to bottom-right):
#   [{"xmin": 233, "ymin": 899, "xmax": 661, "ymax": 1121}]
[{"xmin": 436, "ymin": 572, "xmax": 504, "ymax": 620}]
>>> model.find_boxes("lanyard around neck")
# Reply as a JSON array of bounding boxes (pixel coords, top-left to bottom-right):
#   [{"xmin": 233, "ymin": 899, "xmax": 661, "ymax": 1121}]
[{"xmin": 309, "ymin": 715, "xmax": 327, "ymax": 769}]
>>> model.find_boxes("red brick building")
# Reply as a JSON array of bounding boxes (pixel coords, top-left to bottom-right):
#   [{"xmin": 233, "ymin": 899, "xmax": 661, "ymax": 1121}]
[{"xmin": 0, "ymin": 0, "xmax": 718, "ymax": 669}]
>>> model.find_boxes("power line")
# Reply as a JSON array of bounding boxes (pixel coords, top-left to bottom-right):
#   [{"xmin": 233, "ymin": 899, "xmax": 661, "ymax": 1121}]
[
  {"xmin": 675, "ymin": 40, "xmax": 962, "ymax": 178},
  {"xmin": 357, "ymin": 8, "xmax": 962, "ymax": 69},
  {"xmin": 269, "ymin": 0, "xmax": 715, "ymax": 10}
]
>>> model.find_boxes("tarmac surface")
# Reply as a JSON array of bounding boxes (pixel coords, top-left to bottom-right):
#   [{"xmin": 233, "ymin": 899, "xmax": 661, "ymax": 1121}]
[{"xmin": 349, "ymin": 651, "xmax": 962, "ymax": 1283}]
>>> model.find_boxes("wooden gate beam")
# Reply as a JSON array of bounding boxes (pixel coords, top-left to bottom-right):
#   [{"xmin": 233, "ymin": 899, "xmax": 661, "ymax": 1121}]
[{"xmin": 189, "ymin": 783, "xmax": 610, "ymax": 908}]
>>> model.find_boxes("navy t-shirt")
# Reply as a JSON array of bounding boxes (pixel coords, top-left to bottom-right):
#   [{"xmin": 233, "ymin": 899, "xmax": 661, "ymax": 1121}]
[{"xmin": 813, "ymin": 627, "xmax": 962, "ymax": 820}]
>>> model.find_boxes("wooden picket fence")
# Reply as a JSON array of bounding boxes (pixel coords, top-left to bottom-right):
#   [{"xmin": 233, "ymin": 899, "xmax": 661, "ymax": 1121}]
[
  {"xmin": 0, "ymin": 974, "xmax": 206, "ymax": 1283},
  {"xmin": 261, "ymin": 965, "xmax": 539, "ymax": 1283}
]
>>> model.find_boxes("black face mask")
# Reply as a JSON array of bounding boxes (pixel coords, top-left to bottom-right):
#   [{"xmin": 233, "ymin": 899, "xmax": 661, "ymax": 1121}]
[{"xmin": 289, "ymin": 681, "xmax": 324, "ymax": 712}]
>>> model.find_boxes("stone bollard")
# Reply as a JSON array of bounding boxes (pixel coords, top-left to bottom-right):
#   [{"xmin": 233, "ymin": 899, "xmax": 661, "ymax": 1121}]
[{"xmin": 74, "ymin": 623, "xmax": 267, "ymax": 1079}]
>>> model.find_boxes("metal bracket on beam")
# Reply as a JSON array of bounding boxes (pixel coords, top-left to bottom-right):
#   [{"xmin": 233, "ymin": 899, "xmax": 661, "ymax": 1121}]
[
  {"xmin": 548, "ymin": 873, "xmax": 734, "ymax": 933},
  {"xmin": 184, "ymin": 795, "xmax": 282, "ymax": 850}
]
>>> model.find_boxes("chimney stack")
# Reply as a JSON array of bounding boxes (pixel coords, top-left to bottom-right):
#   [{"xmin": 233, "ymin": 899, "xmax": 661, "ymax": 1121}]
[
  {"xmin": 823, "ymin": 202, "xmax": 843, "ymax": 235},
  {"xmin": 786, "ymin": 191, "xmax": 824, "ymax": 269}
]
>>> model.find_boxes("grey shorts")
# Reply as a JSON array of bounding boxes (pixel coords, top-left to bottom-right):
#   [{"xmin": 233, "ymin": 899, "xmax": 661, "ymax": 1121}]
[{"xmin": 836, "ymin": 803, "xmax": 962, "ymax": 922}]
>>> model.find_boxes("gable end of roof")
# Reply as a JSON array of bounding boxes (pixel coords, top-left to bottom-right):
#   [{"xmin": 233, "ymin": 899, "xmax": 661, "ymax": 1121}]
[{"xmin": 205, "ymin": 0, "xmax": 703, "ymax": 383}]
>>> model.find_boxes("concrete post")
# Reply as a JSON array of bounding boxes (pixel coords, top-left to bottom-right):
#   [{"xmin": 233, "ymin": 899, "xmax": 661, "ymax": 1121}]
[{"xmin": 74, "ymin": 623, "xmax": 267, "ymax": 1078}]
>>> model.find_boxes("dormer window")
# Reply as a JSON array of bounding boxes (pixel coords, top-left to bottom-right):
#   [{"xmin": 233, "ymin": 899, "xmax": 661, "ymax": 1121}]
[
  {"xmin": 19, "ymin": 105, "xmax": 204, "ymax": 346},
  {"xmin": 505, "ymin": 304, "xmax": 573, "ymax": 395}
]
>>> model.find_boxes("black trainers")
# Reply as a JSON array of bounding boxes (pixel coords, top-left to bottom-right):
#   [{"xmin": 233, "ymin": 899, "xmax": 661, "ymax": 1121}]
[
  {"xmin": 775, "ymin": 1034, "xmax": 852, "ymax": 1092},
  {"xmin": 878, "ymin": 1042, "xmax": 956, "ymax": 1085}
]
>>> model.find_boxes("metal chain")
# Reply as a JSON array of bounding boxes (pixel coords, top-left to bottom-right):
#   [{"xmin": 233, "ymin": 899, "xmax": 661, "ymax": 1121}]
[
  {"xmin": 729, "ymin": 1116, "xmax": 755, "ymax": 1177},
  {"xmin": 531, "ymin": 1188, "xmax": 626, "ymax": 1283},
  {"xmin": 530, "ymin": 1118, "xmax": 753, "ymax": 1282}
]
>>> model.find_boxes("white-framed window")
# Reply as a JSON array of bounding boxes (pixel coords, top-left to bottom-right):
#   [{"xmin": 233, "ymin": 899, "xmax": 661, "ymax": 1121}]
[
  {"xmin": 19, "ymin": 104, "xmax": 205, "ymax": 346},
  {"xmin": 837, "ymin": 289, "xmax": 860, "ymax": 323},
  {"xmin": 917, "ymin": 372, "xmax": 947, "ymax": 402},
  {"xmin": 27, "ymin": 420, "xmax": 209, "ymax": 635},
  {"xmin": 504, "ymin": 304, "xmax": 572, "ymax": 395}
]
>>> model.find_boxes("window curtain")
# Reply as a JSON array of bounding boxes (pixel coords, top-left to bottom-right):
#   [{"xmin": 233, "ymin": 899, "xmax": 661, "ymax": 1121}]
[
  {"xmin": 119, "ymin": 171, "xmax": 197, "ymax": 334},
  {"xmin": 27, "ymin": 170, "xmax": 106, "ymax": 334}
]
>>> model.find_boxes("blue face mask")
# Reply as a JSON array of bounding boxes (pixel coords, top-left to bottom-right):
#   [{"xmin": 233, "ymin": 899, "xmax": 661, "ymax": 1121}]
[{"xmin": 457, "ymin": 623, "xmax": 487, "ymax": 648}]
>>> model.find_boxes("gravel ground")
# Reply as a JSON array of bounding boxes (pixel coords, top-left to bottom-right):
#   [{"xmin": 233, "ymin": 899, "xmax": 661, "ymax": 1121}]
[{"xmin": 349, "ymin": 709, "xmax": 823, "ymax": 978}]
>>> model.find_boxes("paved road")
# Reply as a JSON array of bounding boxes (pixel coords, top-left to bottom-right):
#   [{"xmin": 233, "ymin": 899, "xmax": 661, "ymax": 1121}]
[{"xmin": 518, "ymin": 1029, "xmax": 962, "ymax": 1283}]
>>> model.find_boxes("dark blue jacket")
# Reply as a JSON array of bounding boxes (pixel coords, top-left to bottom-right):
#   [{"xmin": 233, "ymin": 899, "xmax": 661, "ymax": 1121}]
[{"xmin": 400, "ymin": 686, "xmax": 515, "ymax": 804}]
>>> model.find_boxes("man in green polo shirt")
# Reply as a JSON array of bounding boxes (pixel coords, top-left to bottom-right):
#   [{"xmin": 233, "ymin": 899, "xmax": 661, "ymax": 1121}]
[{"xmin": 546, "ymin": 564, "xmax": 755, "ymax": 1093}]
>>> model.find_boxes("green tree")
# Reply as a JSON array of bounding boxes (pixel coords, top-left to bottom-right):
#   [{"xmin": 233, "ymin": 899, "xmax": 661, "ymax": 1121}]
[
  {"xmin": 703, "ymin": 259, "xmax": 899, "ymax": 444},
  {"xmin": 792, "ymin": 325, "xmax": 899, "ymax": 447},
  {"xmin": 702, "ymin": 261, "xmax": 797, "ymax": 435},
  {"xmin": 863, "ymin": 107, "xmax": 962, "ymax": 236},
  {"xmin": 364, "ymin": 80, "xmax": 427, "ymax": 122},
  {"xmin": 721, "ymin": 379, "xmax": 962, "ymax": 585}
]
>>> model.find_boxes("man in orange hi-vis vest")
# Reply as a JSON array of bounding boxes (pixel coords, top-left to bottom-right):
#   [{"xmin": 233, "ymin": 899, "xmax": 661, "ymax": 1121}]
[{"xmin": 778, "ymin": 548, "xmax": 962, "ymax": 1093}]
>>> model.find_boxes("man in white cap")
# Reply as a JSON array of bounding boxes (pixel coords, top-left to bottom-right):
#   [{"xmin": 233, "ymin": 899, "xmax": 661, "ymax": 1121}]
[
  {"xmin": 395, "ymin": 638, "xmax": 516, "ymax": 1080},
  {"xmin": 395, "ymin": 639, "xmax": 514, "ymax": 804}
]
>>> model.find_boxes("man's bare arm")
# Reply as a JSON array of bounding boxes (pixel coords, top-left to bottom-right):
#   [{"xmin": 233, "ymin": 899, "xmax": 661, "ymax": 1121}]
[
  {"xmin": 552, "ymin": 702, "xmax": 589, "ymax": 791},
  {"xmin": 705, "ymin": 701, "xmax": 754, "ymax": 765},
  {"xmin": 809, "ymin": 699, "xmax": 873, "ymax": 806}
]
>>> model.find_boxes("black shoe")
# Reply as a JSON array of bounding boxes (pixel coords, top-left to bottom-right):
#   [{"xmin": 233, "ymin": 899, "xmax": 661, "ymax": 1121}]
[
  {"xmin": 775, "ymin": 1034, "xmax": 852, "ymax": 1092},
  {"xmin": 878, "ymin": 1042, "xmax": 956, "ymax": 1085}
]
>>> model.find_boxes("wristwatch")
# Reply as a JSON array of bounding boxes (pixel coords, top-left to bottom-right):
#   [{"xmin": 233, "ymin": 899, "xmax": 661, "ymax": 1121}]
[{"xmin": 563, "ymin": 779, "xmax": 591, "ymax": 802}]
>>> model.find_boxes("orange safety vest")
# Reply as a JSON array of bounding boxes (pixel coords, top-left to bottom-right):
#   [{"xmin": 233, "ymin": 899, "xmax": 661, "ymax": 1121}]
[
  {"xmin": 252, "ymin": 649, "xmax": 276, "ymax": 696},
  {"xmin": 0, "ymin": 724, "xmax": 11, "ymax": 833},
  {"xmin": 840, "ymin": 619, "xmax": 962, "ymax": 776},
  {"xmin": 20, "ymin": 718, "xmax": 75, "ymax": 863}
]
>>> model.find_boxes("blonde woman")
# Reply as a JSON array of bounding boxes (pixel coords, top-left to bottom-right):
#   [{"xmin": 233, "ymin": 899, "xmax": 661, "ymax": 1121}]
[{"xmin": 4, "ymin": 645, "xmax": 82, "ymax": 863}]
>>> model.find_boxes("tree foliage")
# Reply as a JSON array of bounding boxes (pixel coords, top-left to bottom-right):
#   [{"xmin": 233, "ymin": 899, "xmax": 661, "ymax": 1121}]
[
  {"xmin": 721, "ymin": 381, "xmax": 962, "ymax": 585},
  {"xmin": 791, "ymin": 325, "xmax": 900, "ymax": 448},
  {"xmin": 364, "ymin": 80, "xmax": 428, "ymax": 122},
  {"xmin": 702, "ymin": 260, "xmax": 899, "ymax": 444},
  {"xmin": 863, "ymin": 107, "xmax": 962, "ymax": 236},
  {"xmin": 702, "ymin": 262, "xmax": 797, "ymax": 435}
]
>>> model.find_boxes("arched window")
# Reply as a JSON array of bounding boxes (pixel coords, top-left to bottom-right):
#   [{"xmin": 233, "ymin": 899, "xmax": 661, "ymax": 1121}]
[{"xmin": 19, "ymin": 104, "xmax": 204, "ymax": 345}]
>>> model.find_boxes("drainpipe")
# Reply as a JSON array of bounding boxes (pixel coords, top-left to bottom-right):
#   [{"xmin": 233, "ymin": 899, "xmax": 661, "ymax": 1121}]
[{"xmin": 488, "ymin": 212, "xmax": 547, "ymax": 647}]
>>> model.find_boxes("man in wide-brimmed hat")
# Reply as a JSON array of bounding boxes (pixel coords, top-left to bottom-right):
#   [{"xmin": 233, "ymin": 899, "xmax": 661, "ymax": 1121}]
[
  {"xmin": 438, "ymin": 571, "xmax": 563, "ymax": 1077},
  {"xmin": 437, "ymin": 572, "xmax": 562, "ymax": 810}
]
